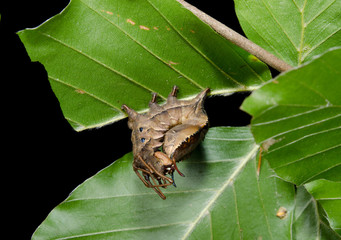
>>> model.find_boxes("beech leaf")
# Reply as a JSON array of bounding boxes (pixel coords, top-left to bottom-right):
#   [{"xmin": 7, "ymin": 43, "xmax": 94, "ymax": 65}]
[
  {"xmin": 18, "ymin": 0, "xmax": 270, "ymax": 131},
  {"xmin": 235, "ymin": 0, "xmax": 341, "ymax": 66},
  {"xmin": 242, "ymin": 47, "xmax": 341, "ymax": 186},
  {"xmin": 32, "ymin": 127, "xmax": 298, "ymax": 240}
]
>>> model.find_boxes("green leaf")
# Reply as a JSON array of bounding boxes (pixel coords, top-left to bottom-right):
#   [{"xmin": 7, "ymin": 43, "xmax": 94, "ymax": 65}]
[
  {"xmin": 293, "ymin": 186, "xmax": 341, "ymax": 240},
  {"xmin": 241, "ymin": 47, "xmax": 341, "ymax": 186},
  {"xmin": 32, "ymin": 127, "xmax": 299, "ymax": 239},
  {"xmin": 18, "ymin": 0, "xmax": 270, "ymax": 131},
  {"xmin": 305, "ymin": 179, "xmax": 341, "ymax": 235},
  {"xmin": 235, "ymin": 0, "xmax": 341, "ymax": 66}
]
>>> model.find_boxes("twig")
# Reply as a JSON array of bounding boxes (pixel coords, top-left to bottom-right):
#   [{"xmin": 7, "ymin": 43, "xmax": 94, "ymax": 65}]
[{"xmin": 177, "ymin": 0, "xmax": 293, "ymax": 72}]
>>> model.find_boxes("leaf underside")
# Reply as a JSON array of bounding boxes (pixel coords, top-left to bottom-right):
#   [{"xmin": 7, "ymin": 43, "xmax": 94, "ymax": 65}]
[
  {"xmin": 293, "ymin": 186, "xmax": 341, "ymax": 240},
  {"xmin": 32, "ymin": 127, "xmax": 296, "ymax": 239},
  {"xmin": 32, "ymin": 127, "xmax": 340, "ymax": 239},
  {"xmin": 241, "ymin": 48, "xmax": 341, "ymax": 236},
  {"xmin": 18, "ymin": 0, "xmax": 270, "ymax": 131},
  {"xmin": 305, "ymin": 179, "xmax": 341, "ymax": 236},
  {"xmin": 242, "ymin": 48, "xmax": 341, "ymax": 186},
  {"xmin": 235, "ymin": 0, "xmax": 341, "ymax": 66},
  {"xmin": 19, "ymin": 0, "xmax": 341, "ymax": 238}
]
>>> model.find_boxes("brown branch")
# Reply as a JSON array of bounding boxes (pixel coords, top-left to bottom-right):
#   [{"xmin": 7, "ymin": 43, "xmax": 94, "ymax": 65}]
[{"xmin": 177, "ymin": 0, "xmax": 293, "ymax": 72}]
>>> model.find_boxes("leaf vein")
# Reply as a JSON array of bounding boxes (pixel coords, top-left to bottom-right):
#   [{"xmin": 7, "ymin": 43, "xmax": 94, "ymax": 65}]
[
  {"xmin": 298, "ymin": 0, "xmax": 307, "ymax": 64},
  {"xmin": 56, "ymin": 222, "xmax": 191, "ymax": 240},
  {"xmin": 38, "ymin": 31, "xmax": 167, "ymax": 100},
  {"xmin": 298, "ymin": 81, "xmax": 331, "ymax": 105},
  {"xmin": 261, "ymin": 113, "xmax": 341, "ymax": 144},
  {"xmin": 303, "ymin": 161, "xmax": 341, "ymax": 184},
  {"xmin": 232, "ymin": 183, "xmax": 242, "ymax": 240},
  {"xmin": 208, "ymin": 211, "xmax": 213, "ymax": 240},
  {"xmin": 255, "ymin": 160, "xmax": 273, "ymax": 239},
  {"xmin": 80, "ymin": 0, "xmax": 205, "ymax": 90},
  {"xmin": 66, "ymin": 188, "xmax": 217, "ymax": 202},
  {"xmin": 252, "ymin": 106, "xmax": 326, "ymax": 126},
  {"xmin": 181, "ymin": 145, "xmax": 259, "ymax": 239},
  {"xmin": 267, "ymin": 126, "xmax": 341, "ymax": 154},
  {"xmin": 302, "ymin": 12, "xmax": 341, "ymax": 61},
  {"xmin": 237, "ymin": 2, "xmax": 286, "ymax": 61},
  {"xmin": 145, "ymin": 0, "xmax": 247, "ymax": 87},
  {"xmin": 49, "ymin": 76, "xmax": 123, "ymax": 112},
  {"xmin": 294, "ymin": 196, "xmax": 313, "ymax": 220},
  {"xmin": 316, "ymin": 197, "xmax": 341, "ymax": 200},
  {"xmin": 260, "ymin": 0, "xmax": 298, "ymax": 49},
  {"xmin": 274, "ymin": 143, "xmax": 341, "ymax": 169},
  {"xmin": 304, "ymin": 0, "xmax": 336, "ymax": 27}
]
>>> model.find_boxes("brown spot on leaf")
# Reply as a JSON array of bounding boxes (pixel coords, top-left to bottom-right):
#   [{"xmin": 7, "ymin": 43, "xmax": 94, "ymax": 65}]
[
  {"xmin": 262, "ymin": 138, "xmax": 281, "ymax": 152},
  {"xmin": 75, "ymin": 89, "xmax": 86, "ymax": 94},
  {"xmin": 276, "ymin": 207, "xmax": 287, "ymax": 219},
  {"xmin": 126, "ymin": 19, "xmax": 136, "ymax": 25},
  {"xmin": 168, "ymin": 61, "xmax": 179, "ymax": 66},
  {"xmin": 139, "ymin": 25, "xmax": 150, "ymax": 31},
  {"xmin": 101, "ymin": 10, "xmax": 113, "ymax": 15}
]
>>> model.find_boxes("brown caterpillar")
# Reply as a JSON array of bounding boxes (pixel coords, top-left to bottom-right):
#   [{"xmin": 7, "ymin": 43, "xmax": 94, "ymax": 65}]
[{"xmin": 122, "ymin": 86, "xmax": 209, "ymax": 199}]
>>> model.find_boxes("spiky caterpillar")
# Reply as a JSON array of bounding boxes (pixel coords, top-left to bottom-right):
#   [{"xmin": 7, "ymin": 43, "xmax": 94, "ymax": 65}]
[{"xmin": 122, "ymin": 86, "xmax": 209, "ymax": 199}]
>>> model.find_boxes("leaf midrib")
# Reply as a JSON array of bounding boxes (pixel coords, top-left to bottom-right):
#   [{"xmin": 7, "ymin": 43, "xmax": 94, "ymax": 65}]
[
  {"xmin": 240, "ymin": 0, "xmax": 340, "ymax": 65},
  {"xmin": 145, "ymin": 0, "xmax": 259, "ymax": 86},
  {"xmin": 56, "ymin": 222, "xmax": 191, "ymax": 240},
  {"xmin": 80, "ymin": 0, "xmax": 247, "ymax": 89},
  {"xmin": 260, "ymin": 0, "xmax": 298, "ymax": 50},
  {"xmin": 38, "ymin": 30, "xmax": 169, "ymax": 101},
  {"xmin": 60, "ymin": 144, "xmax": 259, "ymax": 240},
  {"xmin": 49, "ymin": 76, "xmax": 123, "ymax": 112},
  {"xmin": 36, "ymin": 0, "xmax": 266, "ymax": 119},
  {"xmin": 80, "ymin": 0, "xmax": 207, "ymax": 90},
  {"xmin": 297, "ymin": 0, "xmax": 307, "ymax": 64},
  {"xmin": 301, "ymin": 0, "xmax": 340, "ymax": 62},
  {"xmin": 66, "ymin": 188, "xmax": 217, "ymax": 202}
]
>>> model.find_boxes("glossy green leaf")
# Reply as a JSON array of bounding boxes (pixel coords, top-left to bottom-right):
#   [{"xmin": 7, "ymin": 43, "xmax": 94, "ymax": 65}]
[
  {"xmin": 18, "ymin": 0, "xmax": 270, "ymax": 131},
  {"xmin": 32, "ymin": 127, "xmax": 299, "ymax": 239},
  {"xmin": 293, "ymin": 186, "xmax": 341, "ymax": 240},
  {"xmin": 235, "ymin": 0, "xmax": 341, "ymax": 66},
  {"xmin": 242, "ymin": 48, "xmax": 341, "ymax": 186},
  {"xmin": 305, "ymin": 179, "xmax": 341, "ymax": 235}
]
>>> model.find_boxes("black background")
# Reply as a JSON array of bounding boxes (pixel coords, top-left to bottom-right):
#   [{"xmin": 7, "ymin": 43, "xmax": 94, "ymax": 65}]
[{"xmin": 1, "ymin": 1, "xmax": 261, "ymax": 238}]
